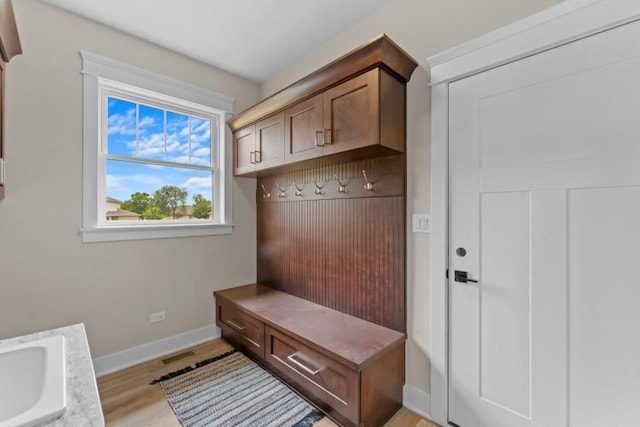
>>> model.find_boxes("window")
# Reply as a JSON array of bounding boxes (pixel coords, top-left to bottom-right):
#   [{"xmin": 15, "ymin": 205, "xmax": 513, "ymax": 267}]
[{"xmin": 81, "ymin": 51, "xmax": 234, "ymax": 242}]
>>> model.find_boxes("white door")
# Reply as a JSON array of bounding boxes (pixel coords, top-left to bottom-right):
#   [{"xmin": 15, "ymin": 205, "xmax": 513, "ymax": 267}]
[{"xmin": 448, "ymin": 18, "xmax": 640, "ymax": 427}]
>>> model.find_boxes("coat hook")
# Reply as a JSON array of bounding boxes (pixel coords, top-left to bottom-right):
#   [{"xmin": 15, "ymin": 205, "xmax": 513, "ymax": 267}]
[
  {"xmin": 261, "ymin": 184, "xmax": 271, "ymax": 199},
  {"xmin": 312, "ymin": 177, "xmax": 324, "ymax": 195},
  {"xmin": 294, "ymin": 181, "xmax": 304, "ymax": 197},
  {"xmin": 334, "ymin": 174, "xmax": 347, "ymax": 193},
  {"xmin": 362, "ymin": 170, "xmax": 374, "ymax": 192},
  {"xmin": 275, "ymin": 182, "xmax": 287, "ymax": 198}
]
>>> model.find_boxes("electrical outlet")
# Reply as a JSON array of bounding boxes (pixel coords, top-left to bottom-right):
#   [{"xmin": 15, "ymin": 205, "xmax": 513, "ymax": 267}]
[
  {"xmin": 149, "ymin": 311, "xmax": 166, "ymax": 323},
  {"xmin": 412, "ymin": 213, "xmax": 431, "ymax": 233}
]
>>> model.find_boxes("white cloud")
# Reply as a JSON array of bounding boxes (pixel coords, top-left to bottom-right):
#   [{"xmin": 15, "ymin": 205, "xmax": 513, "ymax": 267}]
[
  {"xmin": 106, "ymin": 174, "xmax": 126, "ymax": 192},
  {"xmin": 138, "ymin": 133, "xmax": 165, "ymax": 158},
  {"xmin": 182, "ymin": 176, "xmax": 212, "ymax": 195},
  {"xmin": 107, "ymin": 108, "xmax": 136, "ymax": 136}
]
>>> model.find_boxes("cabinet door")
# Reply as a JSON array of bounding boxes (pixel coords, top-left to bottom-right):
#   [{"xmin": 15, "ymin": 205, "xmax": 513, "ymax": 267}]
[
  {"xmin": 254, "ymin": 112, "xmax": 284, "ymax": 171},
  {"xmin": 284, "ymin": 95, "xmax": 324, "ymax": 163},
  {"xmin": 233, "ymin": 124, "xmax": 256, "ymax": 175},
  {"xmin": 322, "ymin": 69, "xmax": 379, "ymax": 156}
]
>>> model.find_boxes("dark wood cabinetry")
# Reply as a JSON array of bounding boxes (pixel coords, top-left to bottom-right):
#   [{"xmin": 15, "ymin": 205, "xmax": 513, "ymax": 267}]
[
  {"xmin": 228, "ymin": 34, "xmax": 417, "ymax": 177},
  {"xmin": 0, "ymin": 0, "xmax": 22, "ymax": 200},
  {"xmin": 233, "ymin": 112, "xmax": 284, "ymax": 175},
  {"xmin": 283, "ymin": 68, "xmax": 405, "ymax": 164},
  {"xmin": 214, "ymin": 284, "xmax": 405, "ymax": 427},
  {"xmin": 221, "ymin": 34, "xmax": 416, "ymax": 426},
  {"xmin": 284, "ymin": 95, "xmax": 323, "ymax": 163}
]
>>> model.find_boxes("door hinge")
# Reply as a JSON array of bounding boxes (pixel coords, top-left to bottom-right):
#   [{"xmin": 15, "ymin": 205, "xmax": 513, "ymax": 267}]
[{"xmin": 446, "ymin": 268, "xmax": 449, "ymax": 279}]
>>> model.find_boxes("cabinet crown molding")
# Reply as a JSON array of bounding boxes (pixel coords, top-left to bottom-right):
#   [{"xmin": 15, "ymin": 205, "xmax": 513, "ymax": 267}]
[
  {"xmin": 227, "ymin": 33, "xmax": 418, "ymax": 132},
  {"xmin": 0, "ymin": 0, "xmax": 21, "ymax": 63}
]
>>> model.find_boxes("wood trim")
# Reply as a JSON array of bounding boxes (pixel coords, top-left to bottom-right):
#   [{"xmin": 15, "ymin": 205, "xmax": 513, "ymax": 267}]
[
  {"xmin": 0, "ymin": 0, "xmax": 21, "ymax": 63},
  {"xmin": 227, "ymin": 34, "xmax": 417, "ymax": 131}
]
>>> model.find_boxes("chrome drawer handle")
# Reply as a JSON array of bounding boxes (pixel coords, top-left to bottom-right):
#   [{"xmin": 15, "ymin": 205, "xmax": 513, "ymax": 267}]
[
  {"xmin": 226, "ymin": 319, "xmax": 245, "ymax": 331},
  {"xmin": 287, "ymin": 352, "xmax": 321, "ymax": 375},
  {"xmin": 315, "ymin": 130, "xmax": 325, "ymax": 146}
]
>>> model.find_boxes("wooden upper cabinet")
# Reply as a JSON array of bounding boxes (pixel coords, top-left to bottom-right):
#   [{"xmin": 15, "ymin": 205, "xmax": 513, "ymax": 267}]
[
  {"xmin": 233, "ymin": 125, "xmax": 256, "ymax": 175},
  {"xmin": 228, "ymin": 34, "xmax": 417, "ymax": 177},
  {"xmin": 255, "ymin": 112, "xmax": 284, "ymax": 170},
  {"xmin": 284, "ymin": 95, "xmax": 323, "ymax": 163},
  {"xmin": 233, "ymin": 113, "xmax": 284, "ymax": 175},
  {"xmin": 322, "ymin": 69, "xmax": 379, "ymax": 156}
]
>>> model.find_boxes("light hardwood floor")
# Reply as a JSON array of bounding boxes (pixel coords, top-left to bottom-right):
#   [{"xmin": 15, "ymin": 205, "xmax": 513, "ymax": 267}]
[{"xmin": 98, "ymin": 339, "xmax": 440, "ymax": 427}]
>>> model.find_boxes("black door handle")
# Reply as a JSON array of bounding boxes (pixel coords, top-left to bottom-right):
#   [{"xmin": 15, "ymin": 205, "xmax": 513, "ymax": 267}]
[{"xmin": 454, "ymin": 270, "xmax": 478, "ymax": 283}]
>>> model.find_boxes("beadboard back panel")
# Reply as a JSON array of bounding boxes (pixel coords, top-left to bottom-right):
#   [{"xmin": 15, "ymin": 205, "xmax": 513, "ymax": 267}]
[{"xmin": 257, "ymin": 155, "xmax": 406, "ymax": 332}]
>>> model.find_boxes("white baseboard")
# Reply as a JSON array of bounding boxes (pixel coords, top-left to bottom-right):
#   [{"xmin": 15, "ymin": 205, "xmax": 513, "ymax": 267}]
[
  {"xmin": 93, "ymin": 325, "xmax": 221, "ymax": 377},
  {"xmin": 403, "ymin": 384, "xmax": 432, "ymax": 421}
]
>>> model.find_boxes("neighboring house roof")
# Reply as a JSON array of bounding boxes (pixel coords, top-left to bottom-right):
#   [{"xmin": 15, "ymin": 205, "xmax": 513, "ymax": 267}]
[
  {"xmin": 106, "ymin": 196, "xmax": 122, "ymax": 204},
  {"xmin": 106, "ymin": 208, "xmax": 142, "ymax": 219}
]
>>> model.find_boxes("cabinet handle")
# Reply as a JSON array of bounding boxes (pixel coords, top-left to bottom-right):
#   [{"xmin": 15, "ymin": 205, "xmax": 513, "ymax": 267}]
[
  {"xmin": 226, "ymin": 319, "xmax": 246, "ymax": 331},
  {"xmin": 323, "ymin": 128, "xmax": 332, "ymax": 144},
  {"xmin": 249, "ymin": 151, "xmax": 256, "ymax": 164},
  {"xmin": 315, "ymin": 130, "xmax": 324, "ymax": 147},
  {"xmin": 255, "ymin": 150, "xmax": 262, "ymax": 163},
  {"xmin": 287, "ymin": 352, "xmax": 321, "ymax": 375}
]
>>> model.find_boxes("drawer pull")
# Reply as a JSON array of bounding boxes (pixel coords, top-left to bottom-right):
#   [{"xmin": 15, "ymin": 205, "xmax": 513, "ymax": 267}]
[
  {"xmin": 287, "ymin": 353, "xmax": 321, "ymax": 375},
  {"xmin": 226, "ymin": 319, "xmax": 246, "ymax": 331}
]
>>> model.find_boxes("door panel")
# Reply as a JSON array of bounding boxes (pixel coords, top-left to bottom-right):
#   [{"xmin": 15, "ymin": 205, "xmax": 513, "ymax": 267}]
[
  {"xmin": 449, "ymin": 17, "xmax": 640, "ymax": 427},
  {"xmin": 479, "ymin": 192, "xmax": 531, "ymax": 418},
  {"xmin": 323, "ymin": 69, "xmax": 379, "ymax": 155},
  {"xmin": 255, "ymin": 112, "xmax": 284, "ymax": 170},
  {"xmin": 284, "ymin": 95, "xmax": 324, "ymax": 163},
  {"xmin": 233, "ymin": 125, "xmax": 255, "ymax": 175},
  {"xmin": 568, "ymin": 187, "xmax": 640, "ymax": 427}
]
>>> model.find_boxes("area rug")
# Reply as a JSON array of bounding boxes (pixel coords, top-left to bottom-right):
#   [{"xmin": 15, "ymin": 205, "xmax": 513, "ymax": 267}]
[{"xmin": 150, "ymin": 349, "xmax": 325, "ymax": 427}]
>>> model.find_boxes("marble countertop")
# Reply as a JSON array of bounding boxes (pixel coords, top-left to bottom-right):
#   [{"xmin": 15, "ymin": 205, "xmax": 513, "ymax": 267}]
[{"xmin": 0, "ymin": 323, "xmax": 105, "ymax": 427}]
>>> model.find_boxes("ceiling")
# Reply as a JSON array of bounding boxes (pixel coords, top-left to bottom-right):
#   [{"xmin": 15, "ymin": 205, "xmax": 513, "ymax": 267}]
[{"xmin": 39, "ymin": 0, "xmax": 391, "ymax": 82}]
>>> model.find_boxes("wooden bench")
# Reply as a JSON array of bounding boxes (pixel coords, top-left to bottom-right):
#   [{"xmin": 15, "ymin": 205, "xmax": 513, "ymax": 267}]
[{"xmin": 214, "ymin": 283, "xmax": 406, "ymax": 427}]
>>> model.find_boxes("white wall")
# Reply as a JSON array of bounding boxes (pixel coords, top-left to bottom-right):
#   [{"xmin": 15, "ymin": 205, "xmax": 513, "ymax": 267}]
[
  {"xmin": 262, "ymin": 0, "xmax": 558, "ymax": 395},
  {"xmin": 0, "ymin": 0, "xmax": 259, "ymax": 357}
]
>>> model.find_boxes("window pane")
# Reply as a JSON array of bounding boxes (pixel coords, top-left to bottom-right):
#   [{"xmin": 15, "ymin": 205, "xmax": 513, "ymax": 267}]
[
  {"xmin": 190, "ymin": 117, "xmax": 211, "ymax": 166},
  {"xmin": 138, "ymin": 105, "xmax": 165, "ymax": 160},
  {"xmin": 166, "ymin": 112, "xmax": 190, "ymax": 164},
  {"xmin": 107, "ymin": 98, "xmax": 136, "ymax": 156},
  {"xmin": 105, "ymin": 159, "xmax": 213, "ymax": 221}
]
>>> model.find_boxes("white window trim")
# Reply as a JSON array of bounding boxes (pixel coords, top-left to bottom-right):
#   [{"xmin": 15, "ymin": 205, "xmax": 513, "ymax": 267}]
[{"xmin": 80, "ymin": 51, "xmax": 235, "ymax": 243}]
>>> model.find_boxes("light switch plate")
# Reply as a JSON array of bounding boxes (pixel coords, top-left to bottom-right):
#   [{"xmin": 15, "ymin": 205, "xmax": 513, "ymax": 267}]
[{"xmin": 412, "ymin": 213, "xmax": 431, "ymax": 233}]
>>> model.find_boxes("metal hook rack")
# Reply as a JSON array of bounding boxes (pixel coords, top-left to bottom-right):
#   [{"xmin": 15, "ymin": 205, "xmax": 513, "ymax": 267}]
[
  {"xmin": 261, "ymin": 184, "xmax": 271, "ymax": 199},
  {"xmin": 275, "ymin": 182, "xmax": 288, "ymax": 198},
  {"xmin": 312, "ymin": 177, "xmax": 325, "ymax": 195},
  {"xmin": 334, "ymin": 174, "xmax": 347, "ymax": 193},
  {"xmin": 293, "ymin": 181, "xmax": 304, "ymax": 197},
  {"xmin": 362, "ymin": 170, "xmax": 374, "ymax": 191}
]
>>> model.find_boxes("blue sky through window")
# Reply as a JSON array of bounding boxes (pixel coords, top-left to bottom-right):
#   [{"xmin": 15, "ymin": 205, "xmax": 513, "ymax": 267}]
[{"xmin": 106, "ymin": 97, "xmax": 214, "ymax": 205}]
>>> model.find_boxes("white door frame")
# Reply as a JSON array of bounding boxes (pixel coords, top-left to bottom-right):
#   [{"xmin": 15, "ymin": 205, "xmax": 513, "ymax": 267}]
[{"xmin": 427, "ymin": 0, "xmax": 640, "ymax": 424}]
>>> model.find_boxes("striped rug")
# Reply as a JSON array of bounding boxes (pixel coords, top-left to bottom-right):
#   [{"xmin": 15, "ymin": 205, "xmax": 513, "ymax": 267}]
[{"xmin": 151, "ymin": 349, "xmax": 325, "ymax": 427}]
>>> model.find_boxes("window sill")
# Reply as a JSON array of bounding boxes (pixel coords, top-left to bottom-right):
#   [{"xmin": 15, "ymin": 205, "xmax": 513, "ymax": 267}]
[{"xmin": 81, "ymin": 222, "xmax": 234, "ymax": 243}]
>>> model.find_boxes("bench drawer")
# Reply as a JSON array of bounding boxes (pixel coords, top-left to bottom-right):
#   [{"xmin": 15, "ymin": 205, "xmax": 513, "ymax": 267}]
[
  {"xmin": 265, "ymin": 326, "xmax": 360, "ymax": 424},
  {"xmin": 217, "ymin": 299, "xmax": 264, "ymax": 359}
]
